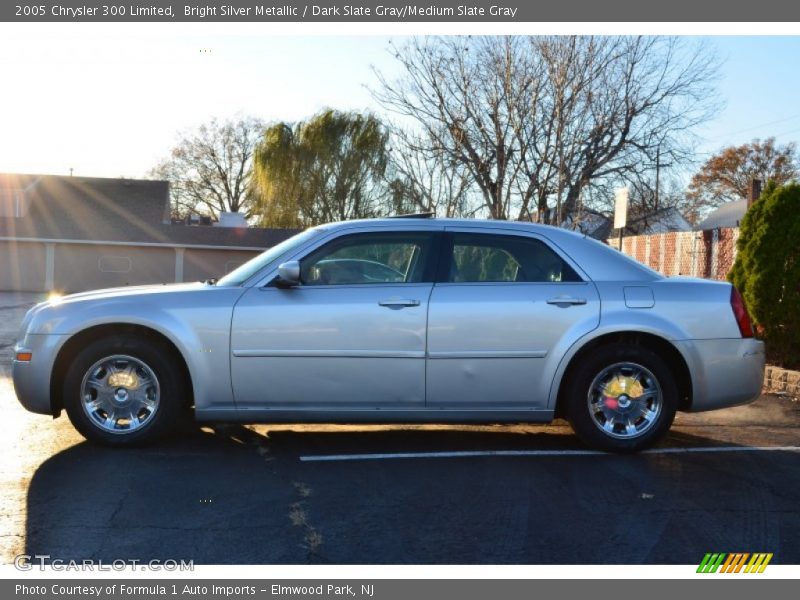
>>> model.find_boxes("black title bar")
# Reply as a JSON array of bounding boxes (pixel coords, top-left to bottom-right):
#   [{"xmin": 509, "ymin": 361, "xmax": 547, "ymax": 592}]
[{"xmin": 3, "ymin": 0, "xmax": 800, "ymax": 22}]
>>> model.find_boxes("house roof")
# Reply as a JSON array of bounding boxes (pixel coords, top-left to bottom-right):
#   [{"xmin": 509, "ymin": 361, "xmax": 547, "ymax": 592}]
[
  {"xmin": 0, "ymin": 173, "xmax": 297, "ymax": 248},
  {"xmin": 564, "ymin": 209, "xmax": 614, "ymax": 240},
  {"xmin": 696, "ymin": 199, "xmax": 747, "ymax": 230},
  {"xmin": 565, "ymin": 205, "xmax": 691, "ymax": 240},
  {"xmin": 624, "ymin": 206, "xmax": 691, "ymax": 235}
]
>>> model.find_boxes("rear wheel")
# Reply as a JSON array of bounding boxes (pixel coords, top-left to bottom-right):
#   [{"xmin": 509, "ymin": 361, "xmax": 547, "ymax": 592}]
[
  {"xmin": 63, "ymin": 335, "xmax": 185, "ymax": 446},
  {"xmin": 563, "ymin": 343, "xmax": 678, "ymax": 452}
]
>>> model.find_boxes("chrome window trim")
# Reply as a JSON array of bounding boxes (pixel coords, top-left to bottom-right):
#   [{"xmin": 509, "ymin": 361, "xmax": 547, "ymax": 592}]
[
  {"xmin": 439, "ymin": 225, "xmax": 592, "ymax": 284},
  {"xmin": 250, "ymin": 223, "xmax": 445, "ymax": 288}
]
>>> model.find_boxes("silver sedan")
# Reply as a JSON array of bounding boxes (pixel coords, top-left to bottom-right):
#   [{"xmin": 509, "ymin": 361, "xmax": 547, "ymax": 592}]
[{"xmin": 12, "ymin": 218, "xmax": 765, "ymax": 452}]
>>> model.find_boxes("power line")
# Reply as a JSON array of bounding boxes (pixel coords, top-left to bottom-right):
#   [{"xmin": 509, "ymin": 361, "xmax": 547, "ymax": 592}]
[
  {"xmin": 772, "ymin": 125, "xmax": 800, "ymax": 139},
  {"xmin": 703, "ymin": 112, "xmax": 800, "ymax": 142}
]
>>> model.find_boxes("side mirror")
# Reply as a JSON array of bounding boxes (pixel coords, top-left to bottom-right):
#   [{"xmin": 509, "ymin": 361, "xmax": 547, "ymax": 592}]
[{"xmin": 275, "ymin": 260, "xmax": 301, "ymax": 287}]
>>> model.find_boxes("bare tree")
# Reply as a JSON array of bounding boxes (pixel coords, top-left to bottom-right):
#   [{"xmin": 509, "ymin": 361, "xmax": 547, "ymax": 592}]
[
  {"xmin": 386, "ymin": 127, "xmax": 476, "ymax": 217},
  {"xmin": 150, "ymin": 116, "xmax": 264, "ymax": 220},
  {"xmin": 373, "ymin": 36, "xmax": 719, "ymax": 224},
  {"xmin": 626, "ymin": 175, "xmax": 688, "ymax": 225},
  {"xmin": 374, "ymin": 37, "xmax": 531, "ymax": 220}
]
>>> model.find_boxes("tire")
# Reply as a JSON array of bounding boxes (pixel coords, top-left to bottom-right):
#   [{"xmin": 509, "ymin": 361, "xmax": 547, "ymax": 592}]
[
  {"xmin": 563, "ymin": 343, "xmax": 678, "ymax": 453},
  {"xmin": 62, "ymin": 335, "xmax": 185, "ymax": 446}
]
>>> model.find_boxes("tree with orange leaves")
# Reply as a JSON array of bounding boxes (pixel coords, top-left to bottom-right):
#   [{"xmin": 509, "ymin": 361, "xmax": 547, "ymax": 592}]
[{"xmin": 685, "ymin": 138, "xmax": 798, "ymax": 223}]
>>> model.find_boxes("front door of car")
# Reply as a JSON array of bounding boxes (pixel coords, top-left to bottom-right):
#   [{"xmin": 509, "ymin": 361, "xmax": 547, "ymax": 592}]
[
  {"xmin": 426, "ymin": 229, "xmax": 601, "ymax": 409},
  {"xmin": 230, "ymin": 230, "xmax": 438, "ymax": 409}
]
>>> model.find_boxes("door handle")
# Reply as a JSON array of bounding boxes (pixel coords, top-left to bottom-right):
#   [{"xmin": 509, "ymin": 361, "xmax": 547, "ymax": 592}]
[
  {"xmin": 378, "ymin": 298, "xmax": 421, "ymax": 308},
  {"xmin": 546, "ymin": 296, "xmax": 587, "ymax": 306}
]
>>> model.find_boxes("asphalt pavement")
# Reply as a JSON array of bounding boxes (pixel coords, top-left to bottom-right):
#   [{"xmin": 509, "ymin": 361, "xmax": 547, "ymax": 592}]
[{"xmin": 1, "ymin": 293, "xmax": 798, "ymax": 565}]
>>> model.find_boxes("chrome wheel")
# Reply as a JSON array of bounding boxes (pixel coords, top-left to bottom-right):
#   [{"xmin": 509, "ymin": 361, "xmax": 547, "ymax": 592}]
[
  {"xmin": 587, "ymin": 362, "xmax": 662, "ymax": 440},
  {"xmin": 80, "ymin": 355, "xmax": 160, "ymax": 434}
]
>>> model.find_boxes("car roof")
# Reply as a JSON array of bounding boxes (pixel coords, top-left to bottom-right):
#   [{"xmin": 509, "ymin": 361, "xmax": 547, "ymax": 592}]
[
  {"xmin": 320, "ymin": 217, "xmax": 586, "ymax": 240},
  {"xmin": 315, "ymin": 217, "xmax": 659, "ymax": 282}
]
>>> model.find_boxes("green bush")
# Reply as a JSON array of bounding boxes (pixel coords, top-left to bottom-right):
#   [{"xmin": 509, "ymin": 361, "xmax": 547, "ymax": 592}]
[{"xmin": 729, "ymin": 182, "xmax": 800, "ymax": 368}]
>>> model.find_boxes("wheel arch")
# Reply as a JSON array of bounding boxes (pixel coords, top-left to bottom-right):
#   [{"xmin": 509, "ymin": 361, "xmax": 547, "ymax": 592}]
[
  {"xmin": 552, "ymin": 330, "xmax": 693, "ymax": 418},
  {"xmin": 50, "ymin": 323, "xmax": 195, "ymax": 417}
]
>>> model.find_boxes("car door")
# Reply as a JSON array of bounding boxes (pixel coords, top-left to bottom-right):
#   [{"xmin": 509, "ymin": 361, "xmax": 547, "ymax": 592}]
[
  {"xmin": 426, "ymin": 229, "xmax": 600, "ymax": 409},
  {"xmin": 230, "ymin": 230, "xmax": 438, "ymax": 409}
]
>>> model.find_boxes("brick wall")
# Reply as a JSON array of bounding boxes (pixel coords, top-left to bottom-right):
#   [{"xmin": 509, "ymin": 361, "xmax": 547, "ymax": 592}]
[
  {"xmin": 764, "ymin": 366, "xmax": 800, "ymax": 396},
  {"xmin": 608, "ymin": 228, "xmax": 740, "ymax": 280}
]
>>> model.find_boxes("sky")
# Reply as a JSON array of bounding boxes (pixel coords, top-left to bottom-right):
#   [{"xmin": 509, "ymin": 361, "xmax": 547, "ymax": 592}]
[
  {"xmin": 694, "ymin": 37, "xmax": 800, "ymax": 156},
  {"xmin": 1, "ymin": 27, "xmax": 800, "ymax": 182}
]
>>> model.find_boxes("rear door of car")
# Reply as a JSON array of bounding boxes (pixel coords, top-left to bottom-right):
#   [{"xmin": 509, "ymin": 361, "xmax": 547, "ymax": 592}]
[{"xmin": 426, "ymin": 228, "xmax": 601, "ymax": 409}]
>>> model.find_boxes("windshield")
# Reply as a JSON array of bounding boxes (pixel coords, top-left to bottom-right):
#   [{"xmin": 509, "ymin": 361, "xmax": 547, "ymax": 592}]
[{"xmin": 216, "ymin": 228, "xmax": 323, "ymax": 286}]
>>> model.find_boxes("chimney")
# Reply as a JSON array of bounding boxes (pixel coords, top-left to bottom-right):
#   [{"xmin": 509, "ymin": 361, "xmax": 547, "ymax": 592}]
[{"xmin": 747, "ymin": 178, "xmax": 762, "ymax": 209}]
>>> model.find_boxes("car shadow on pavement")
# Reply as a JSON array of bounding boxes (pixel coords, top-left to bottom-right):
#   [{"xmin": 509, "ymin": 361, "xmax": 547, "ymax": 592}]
[
  {"xmin": 24, "ymin": 425, "xmax": 307, "ymax": 565},
  {"xmin": 26, "ymin": 422, "xmax": 783, "ymax": 565}
]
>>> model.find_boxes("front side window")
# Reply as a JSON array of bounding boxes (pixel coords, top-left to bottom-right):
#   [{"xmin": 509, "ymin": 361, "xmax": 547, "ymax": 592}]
[
  {"xmin": 301, "ymin": 232, "xmax": 433, "ymax": 286},
  {"xmin": 447, "ymin": 233, "xmax": 582, "ymax": 283},
  {"xmin": 217, "ymin": 227, "xmax": 322, "ymax": 286}
]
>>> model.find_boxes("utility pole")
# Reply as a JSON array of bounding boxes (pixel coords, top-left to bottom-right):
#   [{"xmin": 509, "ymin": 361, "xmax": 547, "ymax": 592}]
[
  {"xmin": 654, "ymin": 145, "xmax": 660, "ymax": 213},
  {"xmin": 614, "ymin": 187, "xmax": 629, "ymax": 251}
]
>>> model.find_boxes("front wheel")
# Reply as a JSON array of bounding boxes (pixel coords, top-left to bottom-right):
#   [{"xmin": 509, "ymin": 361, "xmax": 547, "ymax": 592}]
[
  {"xmin": 563, "ymin": 344, "xmax": 678, "ymax": 452},
  {"xmin": 63, "ymin": 335, "xmax": 185, "ymax": 446}
]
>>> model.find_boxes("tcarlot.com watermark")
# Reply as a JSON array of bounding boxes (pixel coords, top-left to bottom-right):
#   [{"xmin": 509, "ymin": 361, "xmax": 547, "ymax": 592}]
[{"xmin": 15, "ymin": 555, "xmax": 194, "ymax": 572}]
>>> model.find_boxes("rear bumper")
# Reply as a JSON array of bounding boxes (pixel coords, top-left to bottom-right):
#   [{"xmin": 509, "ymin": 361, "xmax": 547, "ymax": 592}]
[
  {"xmin": 12, "ymin": 333, "xmax": 68, "ymax": 416},
  {"xmin": 677, "ymin": 338, "xmax": 766, "ymax": 412}
]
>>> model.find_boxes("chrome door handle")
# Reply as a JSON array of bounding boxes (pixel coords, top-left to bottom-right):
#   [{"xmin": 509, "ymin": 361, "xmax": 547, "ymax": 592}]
[
  {"xmin": 546, "ymin": 296, "xmax": 587, "ymax": 306},
  {"xmin": 378, "ymin": 298, "xmax": 421, "ymax": 308}
]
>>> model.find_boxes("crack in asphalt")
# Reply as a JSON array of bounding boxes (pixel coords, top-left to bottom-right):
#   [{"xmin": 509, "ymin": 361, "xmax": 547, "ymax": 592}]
[
  {"xmin": 288, "ymin": 481, "xmax": 323, "ymax": 561},
  {"xmin": 107, "ymin": 493, "xmax": 127, "ymax": 524}
]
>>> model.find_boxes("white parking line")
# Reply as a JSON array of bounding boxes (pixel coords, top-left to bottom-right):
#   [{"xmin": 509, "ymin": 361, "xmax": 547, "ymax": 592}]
[{"xmin": 299, "ymin": 445, "xmax": 800, "ymax": 462}]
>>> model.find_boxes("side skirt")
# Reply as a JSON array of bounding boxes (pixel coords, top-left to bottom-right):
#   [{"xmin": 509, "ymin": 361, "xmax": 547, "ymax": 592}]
[{"xmin": 194, "ymin": 408, "xmax": 555, "ymax": 425}]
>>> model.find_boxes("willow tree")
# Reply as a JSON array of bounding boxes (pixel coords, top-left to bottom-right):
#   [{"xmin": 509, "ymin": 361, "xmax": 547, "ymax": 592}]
[{"xmin": 253, "ymin": 110, "xmax": 390, "ymax": 228}]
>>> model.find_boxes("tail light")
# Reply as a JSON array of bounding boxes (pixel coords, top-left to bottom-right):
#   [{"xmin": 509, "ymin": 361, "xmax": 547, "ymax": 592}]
[{"xmin": 730, "ymin": 286, "xmax": 754, "ymax": 338}]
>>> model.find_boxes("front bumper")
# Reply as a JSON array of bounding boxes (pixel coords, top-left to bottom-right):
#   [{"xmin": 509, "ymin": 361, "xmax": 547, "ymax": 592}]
[
  {"xmin": 677, "ymin": 338, "xmax": 766, "ymax": 412},
  {"xmin": 12, "ymin": 333, "xmax": 69, "ymax": 416}
]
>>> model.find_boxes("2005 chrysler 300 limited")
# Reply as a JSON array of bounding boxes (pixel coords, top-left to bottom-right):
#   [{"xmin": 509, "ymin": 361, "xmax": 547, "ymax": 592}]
[{"xmin": 13, "ymin": 218, "xmax": 765, "ymax": 451}]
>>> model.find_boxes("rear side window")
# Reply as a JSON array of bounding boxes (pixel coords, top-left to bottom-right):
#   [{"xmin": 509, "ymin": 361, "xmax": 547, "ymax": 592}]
[{"xmin": 446, "ymin": 233, "xmax": 582, "ymax": 283}]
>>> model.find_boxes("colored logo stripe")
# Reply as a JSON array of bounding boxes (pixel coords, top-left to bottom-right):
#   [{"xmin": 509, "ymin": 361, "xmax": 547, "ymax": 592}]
[
  {"xmin": 697, "ymin": 553, "xmax": 726, "ymax": 573},
  {"xmin": 744, "ymin": 553, "xmax": 773, "ymax": 573},
  {"xmin": 697, "ymin": 553, "xmax": 773, "ymax": 573}
]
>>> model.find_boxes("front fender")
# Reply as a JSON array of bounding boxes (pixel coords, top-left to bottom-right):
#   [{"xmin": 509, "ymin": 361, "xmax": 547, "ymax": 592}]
[{"xmin": 31, "ymin": 287, "xmax": 245, "ymax": 411}]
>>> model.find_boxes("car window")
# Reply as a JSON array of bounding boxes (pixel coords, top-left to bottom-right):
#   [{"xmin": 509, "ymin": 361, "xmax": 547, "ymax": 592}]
[
  {"xmin": 217, "ymin": 227, "xmax": 322, "ymax": 286},
  {"xmin": 447, "ymin": 233, "xmax": 582, "ymax": 283},
  {"xmin": 301, "ymin": 233, "xmax": 433, "ymax": 286}
]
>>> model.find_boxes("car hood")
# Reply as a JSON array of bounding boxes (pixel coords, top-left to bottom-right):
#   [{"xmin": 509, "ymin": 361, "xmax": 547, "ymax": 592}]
[
  {"xmin": 49, "ymin": 282, "xmax": 208, "ymax": 305},
  {"xmin": 19, "ymin": 282, "xmax": 226, "ymax": 337}
]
